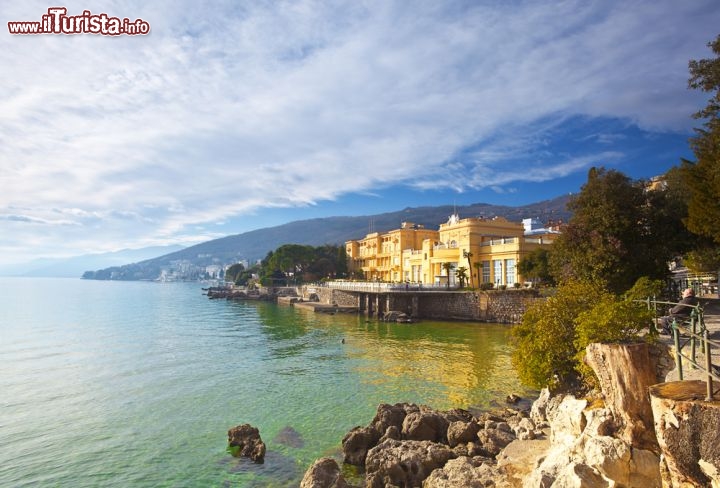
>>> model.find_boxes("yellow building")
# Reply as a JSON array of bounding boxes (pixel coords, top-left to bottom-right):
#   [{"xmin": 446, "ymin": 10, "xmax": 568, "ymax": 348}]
[{"xmin": 346, "ymin": 214, "xmax": 558, "ymax": 286}]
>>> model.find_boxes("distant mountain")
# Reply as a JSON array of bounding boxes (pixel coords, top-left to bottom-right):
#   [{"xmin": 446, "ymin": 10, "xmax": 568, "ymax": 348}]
[
  {"xmin": 83, "ymin": 195, "xmax": 571, "ymax": 281},
  {"xmin": 0, "ymin": 245, "xmax": 186, "ymax": 278}
]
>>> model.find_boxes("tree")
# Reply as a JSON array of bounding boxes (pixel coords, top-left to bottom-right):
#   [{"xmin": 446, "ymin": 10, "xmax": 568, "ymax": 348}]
[
  {"xmin": 441, "ymin": 262, "xmax": 455, "ymax": 288},
  {"xmin": 473, "ymin": 261, "xmax": 482, "ymax": 287},
  {"xmin": 549, "ymin": 167, "xmax": 673, "ymax": 294},
  {"xmin": 682, "ymin": 34, "xmax": 720, "ymax": 244},
  {"xmin": 518, "ymin": 248, "xmax": 553, "ymax": 285},
  {"xmin": 463, "ymin": 250, "xmax": 474, "ymax": 288},
  {"xmin": 456, "ymin": 266, "xmax": 468, "ymax": 288},
  {"xmin": 225, "ymin": 263, "xmax": 245, "ymax": 283}
]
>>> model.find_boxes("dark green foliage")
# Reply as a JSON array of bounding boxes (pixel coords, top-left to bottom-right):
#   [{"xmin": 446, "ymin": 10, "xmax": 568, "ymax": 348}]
[
  {"xmin": 260, "ymin": 244, "xmax": 348, "ymax": 284},
  {"xmin": 549, "ymin": 167, "xmax": 674, "ymax": 294},
  {"xmin": 518, "ymin": 248, "xmax": 554, "ymax": 285},
  {"xmin": 225, "ymin": 263, "xmax": 245, "ymax": 283},
  {"xmin": 683, "ymin": 35, "xmax": 720, "ymax": 245}
]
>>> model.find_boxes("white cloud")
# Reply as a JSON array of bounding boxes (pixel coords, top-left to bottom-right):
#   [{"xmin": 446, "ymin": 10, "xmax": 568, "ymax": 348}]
[{"xmin": 0, "ymin": 0, "xmax": 718, "ymax": 263}]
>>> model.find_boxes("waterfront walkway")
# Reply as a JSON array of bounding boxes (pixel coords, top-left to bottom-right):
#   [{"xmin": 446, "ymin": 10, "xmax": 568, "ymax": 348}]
[{"xmin": 663, "ymin": 297, "xmax": 720, "ymax": 383}]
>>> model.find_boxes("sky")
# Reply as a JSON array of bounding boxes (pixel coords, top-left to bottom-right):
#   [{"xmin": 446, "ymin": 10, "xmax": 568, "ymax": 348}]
[{"xmin": 1, "ymin": 1, "xmax": 719, "ymax": 266}]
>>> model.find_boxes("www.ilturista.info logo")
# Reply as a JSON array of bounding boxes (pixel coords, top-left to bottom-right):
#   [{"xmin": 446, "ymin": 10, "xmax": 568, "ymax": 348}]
[{"xmin": 8, "ymin": 7, "xmax": 150, "ymax": 35}]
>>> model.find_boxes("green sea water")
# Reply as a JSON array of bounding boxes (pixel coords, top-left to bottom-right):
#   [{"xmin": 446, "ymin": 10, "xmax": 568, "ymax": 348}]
[{"xmin": 0, "ymin": 278, "xmax": 533, "ymax": 487}]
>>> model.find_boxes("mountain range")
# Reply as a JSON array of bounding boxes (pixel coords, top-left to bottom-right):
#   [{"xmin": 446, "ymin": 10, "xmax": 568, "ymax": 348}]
[
  {"xmin": 0, "ymin": 245, "xmax": 186, "ymax": 278},
  {"xmin": 82, "ymin": 195, "xmax": 572, "ymax": 281}
]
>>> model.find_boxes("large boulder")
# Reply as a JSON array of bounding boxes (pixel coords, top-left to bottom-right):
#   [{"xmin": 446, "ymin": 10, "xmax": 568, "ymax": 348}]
[
  {"xmin": 300, "ymin": 457, "xmax": 349, "ymax": 488},
  {"xmin": 227, "ymin": 423, "xmax": 266, "ymax": 463},
  {"xmin": 423, "ymin": 456, "xmax": 502, "ymax": 488},
  {"xmin": 365, "ymin": 439, "xmax": 456, "ymax": 488},
  {"xmin": 371, "ymin": 403, "xmax": 418, "ymax": 435},
  {"xmin": 402, "ymin": 410, "xmax": 451, "ymax": 443},
  {"xmin": 476, "ymin": 427, "xmax": 516, "ymax": 457},
  {"xmin": 341, "ymin": 425, "xmax": 381, "ymax": 466},
  {"xmin": 447, "ymin": 420, "xmax": 481, "ymax": 448}
]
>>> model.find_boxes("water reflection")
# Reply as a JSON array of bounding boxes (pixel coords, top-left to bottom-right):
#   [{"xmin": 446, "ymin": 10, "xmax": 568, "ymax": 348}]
[{"xmin": 340, "ymin": 320, "xmax": 520, "ymax": 408}]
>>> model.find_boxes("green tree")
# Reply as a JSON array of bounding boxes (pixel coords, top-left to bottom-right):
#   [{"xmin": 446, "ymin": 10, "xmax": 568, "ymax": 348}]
[
  {"xmin": 518, "ymin": 248, "xmax": 553, "ymax": 285},
  {"xmin": 441, "ymin": 262, "xmax": 455, "ymax": 288},
  {"xmin": 463, "ymin": 251, "xmax": 474, "ymax": 287},
  {"xmin": 456, "ymin": 266, "xmax": 468, "ymax": 288},
  {"xmin": 225, "ymin": 263, "xmax": 245, "ymax": 283},
  {"xmin": 682, "ymin": 35, "xmax": 720, "ymax": 245},
  {"xmin": 549, "ymin": 167, "xmax": 672, "ymax": 294},
  {"xmin": 473, "ymin": 261, "xmax": 482, "ymax": 287}
]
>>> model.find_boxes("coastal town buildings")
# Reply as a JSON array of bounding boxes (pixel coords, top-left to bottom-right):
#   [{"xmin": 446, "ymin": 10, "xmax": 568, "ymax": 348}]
[{"xmin": 345, "ymin": 214, "xmax": 560, "ymax": 286}]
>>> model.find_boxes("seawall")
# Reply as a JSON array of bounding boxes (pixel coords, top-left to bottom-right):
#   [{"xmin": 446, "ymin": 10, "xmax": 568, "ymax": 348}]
[{"xmin": 300, "ymin": 286, "xmax": 541, "ymax": 323}]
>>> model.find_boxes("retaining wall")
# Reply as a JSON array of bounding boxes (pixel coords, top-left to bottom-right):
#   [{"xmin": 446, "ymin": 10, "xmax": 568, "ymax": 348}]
[{"xmin": 300, "ymin": 285, "xmax": 541, "ymax": 323}]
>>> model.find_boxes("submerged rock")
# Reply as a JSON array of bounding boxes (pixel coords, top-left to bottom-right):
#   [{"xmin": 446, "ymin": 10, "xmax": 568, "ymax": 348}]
[
  {"xmin": 273, "ymin": 426, "xmax": 304, "ymax": 448},
  {"xmin": 228, "ymin": 423, "xmax": 266, "ymax": 463}
]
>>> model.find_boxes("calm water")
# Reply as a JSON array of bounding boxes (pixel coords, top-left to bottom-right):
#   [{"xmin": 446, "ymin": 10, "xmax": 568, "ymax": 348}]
[{"xmin": 0, "ymin": 278, "xmax": 532, "ymax": 487}]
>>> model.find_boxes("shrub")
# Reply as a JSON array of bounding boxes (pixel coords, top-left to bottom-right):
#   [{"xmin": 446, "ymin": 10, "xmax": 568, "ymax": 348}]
[
  {"xmin": 512, "ymin": 279, "xmax": 605, "ymax": 389},
  {"xmin": 513, "ymin": 282, "xmax": 522, "ymax": 289},
  {"xmin": 512, "ymin": 277, "xmax": 654, "ymax": 390},
  {"xmin": 479, "ymin": 283, "xmax": 494, "ymax": 290}
]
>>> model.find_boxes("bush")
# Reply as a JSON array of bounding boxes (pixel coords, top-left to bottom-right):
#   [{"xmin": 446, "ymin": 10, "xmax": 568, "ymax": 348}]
[
  {"xmin": 479, "ymin": 283, "xmax": 494, "ymax": 290},
  {"xmin": 513, "ymin": 282, "xmax": 522, "ymax": 289},
  {"xmin": 512, "ymin": 278, "xmax": 654, "ymax": 390},
  {"xmin": 573, "ymin": 296, "xmax": 653, "ymax": 388},
  {"xmin": 512, "ymin": 279, "xmax": 604, "ymax": 389}
]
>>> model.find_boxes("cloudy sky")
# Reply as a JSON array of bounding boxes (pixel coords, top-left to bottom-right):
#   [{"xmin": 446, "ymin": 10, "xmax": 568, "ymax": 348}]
[{"xmin": 1, "ymin": 1, "xmax": 719, "ymax": 265}]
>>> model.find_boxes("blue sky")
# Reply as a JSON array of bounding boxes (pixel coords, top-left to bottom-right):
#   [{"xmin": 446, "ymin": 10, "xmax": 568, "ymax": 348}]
[{"xmin": 0, "ymin": 1, "xmax": 718, "ymax": 265}]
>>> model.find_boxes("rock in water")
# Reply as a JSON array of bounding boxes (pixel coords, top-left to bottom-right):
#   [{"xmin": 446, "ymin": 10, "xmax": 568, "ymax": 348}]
[
  {"xmin": 274, "ymin": 426, "xmax": 304, "ymax": 448},
  {"xmin": 228, "ymin": 423, "xmax": 266, "ymax": 463}
]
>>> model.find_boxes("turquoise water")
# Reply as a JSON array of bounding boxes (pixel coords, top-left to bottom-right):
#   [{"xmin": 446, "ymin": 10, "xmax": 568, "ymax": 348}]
[{"xmin": 0, "ymin": 278, "xmax": 532, "ymax": 487}]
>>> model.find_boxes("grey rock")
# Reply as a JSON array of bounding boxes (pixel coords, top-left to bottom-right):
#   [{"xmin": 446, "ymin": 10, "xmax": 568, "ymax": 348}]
[
  {"xmin": 342, "ymin": 426, "xmax": 381, "ymax": 466},
  {"xmin": 447, "ymin": 421, "xmax": 481, "ymax": 448},
  {"xmin": 365, "ymin": 439, "xmax": 456, "ymax": 488},
  {"xmin": 300, "ymin": 457, "xmax": 349, "ymax": 488}
]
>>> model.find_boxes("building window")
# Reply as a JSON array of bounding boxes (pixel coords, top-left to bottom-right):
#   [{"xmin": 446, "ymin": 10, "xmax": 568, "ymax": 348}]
[
  {"xmin": 505, "ymin": 259, "xmax": 516, "ymax": 285},
  {"xmin": 493, "ymin": 260, "xmax": 503, "ymax": 285},
  {"xmin": 482, "ymin": 261, "xmax": 490, "ymax": 283}
]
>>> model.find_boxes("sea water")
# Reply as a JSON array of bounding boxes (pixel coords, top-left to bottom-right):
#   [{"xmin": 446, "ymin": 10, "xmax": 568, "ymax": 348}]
[{"xmin": 0, "ymin": 277, "xmax": 532, "ymax": 487}]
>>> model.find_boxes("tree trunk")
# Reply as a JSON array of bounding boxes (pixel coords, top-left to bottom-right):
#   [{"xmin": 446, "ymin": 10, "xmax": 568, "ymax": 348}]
[{"xmin": 584, "ymin": 342, "xmax": 672, "ymax": 452}]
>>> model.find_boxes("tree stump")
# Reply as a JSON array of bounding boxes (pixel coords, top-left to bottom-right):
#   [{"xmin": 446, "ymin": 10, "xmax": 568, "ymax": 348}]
[
  {"xmin": 649, "ymin": 381, "xmax": 720, "ymax": 487},
  {"xmin": 584, "ymin": 342, "xmax": 671, "ymax": 451}
]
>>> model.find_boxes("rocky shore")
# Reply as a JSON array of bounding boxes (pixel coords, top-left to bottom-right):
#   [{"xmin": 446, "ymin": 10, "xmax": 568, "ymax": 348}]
[{"xmin": 297, "ymin": 339, "xmax": 720, "ymax": 487}]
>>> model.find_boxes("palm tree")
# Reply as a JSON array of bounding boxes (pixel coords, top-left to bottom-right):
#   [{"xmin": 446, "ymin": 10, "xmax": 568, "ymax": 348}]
[
  {"xmin": 463, "ymin": 250, "xmax": 474, "ymax": 288},
  {"xmin": 456, "ymin": 266, "xmax": 468, "ymax": 288},
  {"xmin": 441, "ymin": 262, "xmax": 455, "ymax": 288},
  {"xmin": 473, "ymin": 261, "xmax": 482, "ymax": 288}
]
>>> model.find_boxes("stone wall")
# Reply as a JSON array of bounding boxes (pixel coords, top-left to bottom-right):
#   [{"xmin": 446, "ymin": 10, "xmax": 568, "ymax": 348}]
[
  {"xmin": 485, "ymin": 290, "xmax": 542, "ymax": 324},
  {"xmin": 417, "ymin": 289, "xmax": 540, "ymax": 323},
  {"xmin": 299, "ymin": 286, "xmax": 541, "ymax": 323},
  {"xmin": 301, "ymin": 286, "xmax": 358, "ymax": 307}
]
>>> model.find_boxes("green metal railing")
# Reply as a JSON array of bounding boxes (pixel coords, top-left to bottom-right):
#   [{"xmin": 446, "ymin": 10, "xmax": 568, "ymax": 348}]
[{"xmin": 641, "ymin": 298, "xmax": 720, "ymax": 401}]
